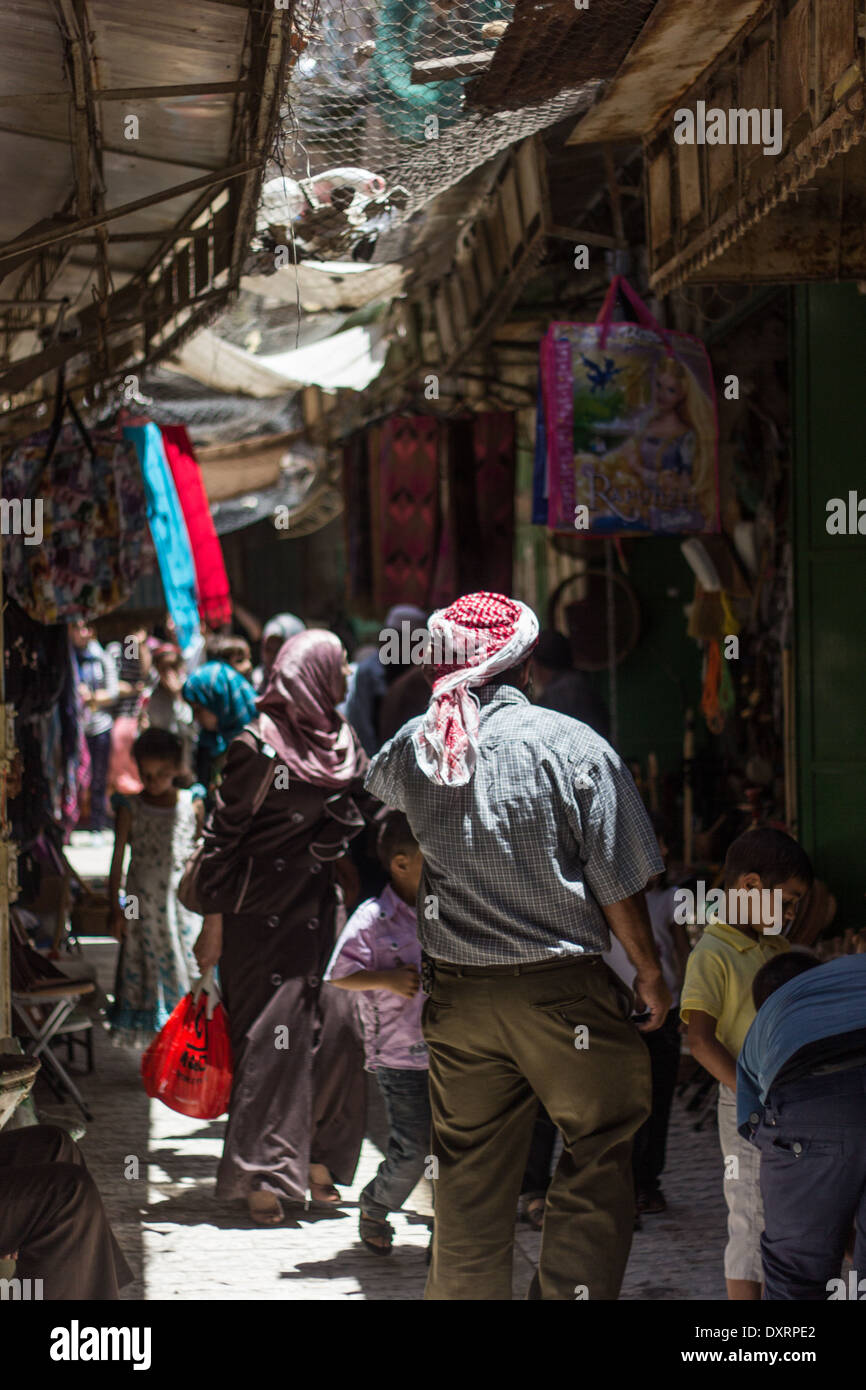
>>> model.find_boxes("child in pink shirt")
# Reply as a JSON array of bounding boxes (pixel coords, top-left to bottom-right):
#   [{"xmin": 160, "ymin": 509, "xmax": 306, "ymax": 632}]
[{"xmin": 325, "ymin": 811, "xmax": 431, "ymax": 1255}]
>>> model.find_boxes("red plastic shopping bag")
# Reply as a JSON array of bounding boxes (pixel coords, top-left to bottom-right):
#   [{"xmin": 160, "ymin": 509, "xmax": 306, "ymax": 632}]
[{"xmin": 141, "ymin": 970, "xmax": 232, "ymax": 1119}]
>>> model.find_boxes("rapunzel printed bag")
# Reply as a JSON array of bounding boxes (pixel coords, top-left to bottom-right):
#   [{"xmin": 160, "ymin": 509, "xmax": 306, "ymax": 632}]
[{"xmin": 540, "ymin": 276, "xmax": 720, "ymax": 536}]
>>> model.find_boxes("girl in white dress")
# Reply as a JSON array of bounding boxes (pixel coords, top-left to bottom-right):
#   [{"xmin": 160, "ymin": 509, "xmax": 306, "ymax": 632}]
[{"xmin": 106, "ymin": 727, "xmax": 203, "ymax": 1049}]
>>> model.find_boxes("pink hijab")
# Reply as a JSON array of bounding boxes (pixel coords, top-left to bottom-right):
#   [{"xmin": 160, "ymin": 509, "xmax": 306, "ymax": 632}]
[{"xmin": 252, "ymin": 629, "xmax": 367, "ymax": 789}]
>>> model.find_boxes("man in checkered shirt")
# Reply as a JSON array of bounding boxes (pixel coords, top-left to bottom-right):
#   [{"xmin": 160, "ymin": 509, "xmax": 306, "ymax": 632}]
[{"xmin": 365, "ymin": 592, "xmax": 671, "ymax": 1300}]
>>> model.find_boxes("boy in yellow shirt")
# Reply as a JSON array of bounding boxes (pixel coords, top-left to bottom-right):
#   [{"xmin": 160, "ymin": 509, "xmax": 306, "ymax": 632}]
[{"xmin": 680, "ymin": 828, "xmax": 812, "ymax": 1301}]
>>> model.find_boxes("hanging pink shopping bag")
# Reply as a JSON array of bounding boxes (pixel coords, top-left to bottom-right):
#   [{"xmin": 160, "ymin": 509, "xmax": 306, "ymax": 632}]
[{"xmin": 540, "ymin": 276, "xmax": 720, "ymax": 535}]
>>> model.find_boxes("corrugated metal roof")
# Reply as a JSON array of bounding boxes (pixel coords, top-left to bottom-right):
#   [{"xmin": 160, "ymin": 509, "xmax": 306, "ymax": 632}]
[{"xmin": 0, "ymin": 0, "xmax": 295, "ymax": 439}]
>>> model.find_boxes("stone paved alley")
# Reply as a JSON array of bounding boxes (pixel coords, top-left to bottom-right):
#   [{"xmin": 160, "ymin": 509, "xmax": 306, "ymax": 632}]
[{"xmin": 32, "ymin": 925, "xmax": 727, "ymax": 1302}]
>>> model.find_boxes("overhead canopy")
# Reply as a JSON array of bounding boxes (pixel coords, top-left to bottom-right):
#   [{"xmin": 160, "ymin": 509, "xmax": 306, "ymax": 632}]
[
  {"xmin": 198, "ymin": 435, "xmax": 342, "ymax": 538},
  {"xmin": 166, "ymin": 322, "xmax": 389, "ymax": 395},
  {"xmin": 241, "ymin": 260, "xmax": 407, "ymax": 312},
  {"xmin": 0, "ymin": 0, "xmax": 294, "ymax": 440},
  {"xmin": 194, "ymin": 431, "xmax": 300, "ymax": 501},
  {"xmin": 565, "ymin": 0, "xmax": 767, "ymax": 145},
  {"xmin": 162, "ymin": 328, "xmax": 300, "ymax": 399},
  {"xmin": 259, "ymin": 324, "xmax": 388, "ymax": 392}
]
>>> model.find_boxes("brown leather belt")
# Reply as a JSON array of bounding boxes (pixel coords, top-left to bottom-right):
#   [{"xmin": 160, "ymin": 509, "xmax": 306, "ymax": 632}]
[{"xmin": 422, "ymin": 952, "xmax": 601, "ymax": 979}]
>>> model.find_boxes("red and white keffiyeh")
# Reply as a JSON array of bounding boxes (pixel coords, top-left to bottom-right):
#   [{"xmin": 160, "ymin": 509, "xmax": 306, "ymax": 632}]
[{"xmin": 412, "ymin": 592, "xmax": 539, "ymax": 786}]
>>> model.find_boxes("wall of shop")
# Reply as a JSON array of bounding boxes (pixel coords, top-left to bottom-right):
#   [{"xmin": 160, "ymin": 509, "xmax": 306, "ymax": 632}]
[
  {"xmin": 608, "ymin": 538, "xmax": 704, "ymax": 780},
  {"xmin": 221, "ymin": 516, "xmax": 347, "ymax": 634},
  {"xmin": 793, "ymin": 282, "xmax": 866, "ymax": 925}
]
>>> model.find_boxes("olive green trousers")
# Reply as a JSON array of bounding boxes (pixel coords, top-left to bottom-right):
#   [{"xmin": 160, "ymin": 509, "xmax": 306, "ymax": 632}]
[{"xmin": 422, "ymin": 954, "xmax": 651, "ymax": 1301}]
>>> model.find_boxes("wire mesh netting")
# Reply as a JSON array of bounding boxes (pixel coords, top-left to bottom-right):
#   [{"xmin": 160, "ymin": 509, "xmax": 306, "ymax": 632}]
[{"xmin": 259, "ymin": 0, "xmax": 603, "ymax": 268}]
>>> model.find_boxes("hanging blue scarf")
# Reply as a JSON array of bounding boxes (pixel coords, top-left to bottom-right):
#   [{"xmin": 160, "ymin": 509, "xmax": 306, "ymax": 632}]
[{"xmin": 124, "ymin": 423, "xmax": 199, "ymax": 652}]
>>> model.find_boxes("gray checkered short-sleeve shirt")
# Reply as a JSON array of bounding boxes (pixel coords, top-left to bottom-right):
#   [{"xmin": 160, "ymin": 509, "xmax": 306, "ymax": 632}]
[{"xmin": 365, "ymin": 682, "xmax": 664, "ymax": 965}]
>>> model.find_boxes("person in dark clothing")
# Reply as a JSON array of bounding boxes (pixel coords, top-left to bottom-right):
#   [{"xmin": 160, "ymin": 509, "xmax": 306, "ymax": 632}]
[
  {"xmin": 0, "ymin": 1124, "xmax": 133, "ymax": 1299},
  {"xmin": 378, "ymin": 666, "xmax": 432, "ymax": 747},
  {"xmin": 531, "ymin": 628, "xmax": 610, "ymax": 740},
  {"xmin": 738, "ymin": 952, "xmax": 866, "ymax": 1300},
  {"xmin": 71, "ymin": 620, "xmax": 118, "ymax": 832},
  {"xmin": 345, "ymin": 605, "xmax": 427, "ymax": 756},
  {"xmin": 193, "ymin": 630, "xmax": 370, "ymax": 1225}
]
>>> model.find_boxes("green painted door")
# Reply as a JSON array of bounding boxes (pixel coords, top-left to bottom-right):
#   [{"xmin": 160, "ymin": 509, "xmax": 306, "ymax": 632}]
[{"xmin": 793, "ymin": 284, "xmax": 866, "ymax": 925}]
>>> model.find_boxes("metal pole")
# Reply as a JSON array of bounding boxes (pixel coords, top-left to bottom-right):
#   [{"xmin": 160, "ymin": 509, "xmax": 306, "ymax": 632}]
[
  {"xmin": 0, "ymin": 526, "xmax": 16, "ymax": 1040},
  {"xmin": 605, "ymin": 538, "xmax": 618, "ymax": 748}
]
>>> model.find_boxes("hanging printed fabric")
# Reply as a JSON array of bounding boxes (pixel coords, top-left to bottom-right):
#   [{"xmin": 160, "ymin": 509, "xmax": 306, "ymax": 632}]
[
  {"xmin": 1, "ymin": 393, "xmax": 155, "ymax": 624},
  {"xmin": 124, "ymin": 423, "xmax": 200, "ymax": 653},
  {"xmin": 540, "ymin": 276, "xmax": 719, "ymax": 535},
  {"xmin": 370, "ymin": 416, "xmax": 440, "ymax": 611},
  {"xmin": 160, "ymin": 425, "xmax": 232, "ymax": 630}
]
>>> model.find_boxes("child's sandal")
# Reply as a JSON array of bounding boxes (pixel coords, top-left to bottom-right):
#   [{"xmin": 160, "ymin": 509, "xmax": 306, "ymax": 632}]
[{"xmin": 359, "ymin": 1213, "xmax": 394, "ymax": 1256}]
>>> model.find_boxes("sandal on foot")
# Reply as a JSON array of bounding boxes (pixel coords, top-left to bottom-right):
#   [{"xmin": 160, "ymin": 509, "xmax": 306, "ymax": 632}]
[
  {"xmin": 360, "ymin": 1213, "xmax": 394, "ymax": 1256},
  {"xmin": 309, "ymin": 1181, "xmax": 342, "ymax": 1205}
]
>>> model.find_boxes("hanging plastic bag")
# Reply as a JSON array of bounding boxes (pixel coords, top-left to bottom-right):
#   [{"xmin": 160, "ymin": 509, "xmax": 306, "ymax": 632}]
[
  {"xmin": 540, "ymin": 275, "xmax": 719, "ymax": 536},
  {"xmin": 141, "ymin": 970, "xmax": 232, "ymax": 1119}
]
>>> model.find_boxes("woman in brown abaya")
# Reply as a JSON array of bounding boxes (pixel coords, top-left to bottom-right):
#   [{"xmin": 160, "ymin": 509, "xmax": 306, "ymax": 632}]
[{"xmin": 193, "ymin": 630, "xmax": 369, "ymax": 1224}]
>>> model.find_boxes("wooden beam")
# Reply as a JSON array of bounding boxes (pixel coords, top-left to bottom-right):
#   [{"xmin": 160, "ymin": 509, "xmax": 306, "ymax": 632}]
[
  {"xmin": 53, "ymin": 0, "xmax": 113, "ymax": 376},
  {"xmin": 52, "ymin": 1, "xmax": 95, "ymax": 216},
  {"xmin": 0, "ymin": 297, "xmax": 69, "ymax": 307},
  {"xmin": 0, "ymin": 124, "xmax": 222, "ymax": 173},
  {"xmin": 0, "ymin": 81, "xmax": 248, "ymax": 107},
  {"xmin": 603, "ymin": 144, "xmax": 626, "ymax": 246},
  {"xmin": 0, "ymin": 330, "xmax": 102, "ymax": 395},
  {"xmin": 0, "ymin": 277, "xmax": 232, "ymax": 396},
  {"xmin": 411, "ymin": 53, "xmax": 494, "ymax": 84},
  {"xmin": 0, "ymin": 163, "xmax": 257, "ymax": 267},
  {"xmin": 547, "ymin": 223, "xmax": 625, "ymax": 250},
  {"xmin": 71, "ymin": 228, "xmax": 213, "ymax": 244},
  {"xmin": 228, "ymin": 8, "xmax": 290, "ymax": 285}
]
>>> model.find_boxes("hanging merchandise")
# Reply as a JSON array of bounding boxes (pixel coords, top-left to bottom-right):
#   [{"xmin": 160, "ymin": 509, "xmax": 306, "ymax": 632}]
[
  {"xmin": 160, "ymin": 425, "xmax": 232, "ymax": 630},
  {"xmin": 700, "ymin": 639, "xmax": 736, "ymax": 735},
  {"xmin": 2, "ymin": 387, "xmax": 155, "ymax": 624},
  {"xmin": 540, "ymin": 276, "xmax": 720, "ymax": 536},
  {"xmin": 370, "ymin": 415, "xmax": 441, "ymax": 611},
  {"xmin": 124, "ymin": 424, "xmax": 200, "ymax": 654}
]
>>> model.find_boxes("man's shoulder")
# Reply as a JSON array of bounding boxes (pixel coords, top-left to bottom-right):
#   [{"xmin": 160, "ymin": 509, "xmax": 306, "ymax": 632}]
[{"xmin": 482, "ymin": 699, "xmax": 612, "ymax": 758}]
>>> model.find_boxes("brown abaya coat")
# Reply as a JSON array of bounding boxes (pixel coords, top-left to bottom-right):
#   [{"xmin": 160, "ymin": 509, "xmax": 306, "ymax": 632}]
[{"xmin": 196, "ymin": 730, "xmax": 369, "ymax": 1202}]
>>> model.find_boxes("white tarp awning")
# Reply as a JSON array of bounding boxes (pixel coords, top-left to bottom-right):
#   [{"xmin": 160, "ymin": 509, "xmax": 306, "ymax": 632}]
[
  {"xmin": 241, "ymin": 259, "xmax": 406, "ymax": 312},
  {"xmin": 259, "ymin": 323, "xmax": 388, "ymax": 391},
  {"xmin": 164, "ymin": 329, "xmax": 297, "ymax": 398},
  {"xmin": 165, "ymin": 322, "xmax": 388, "ymax": 396}
]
